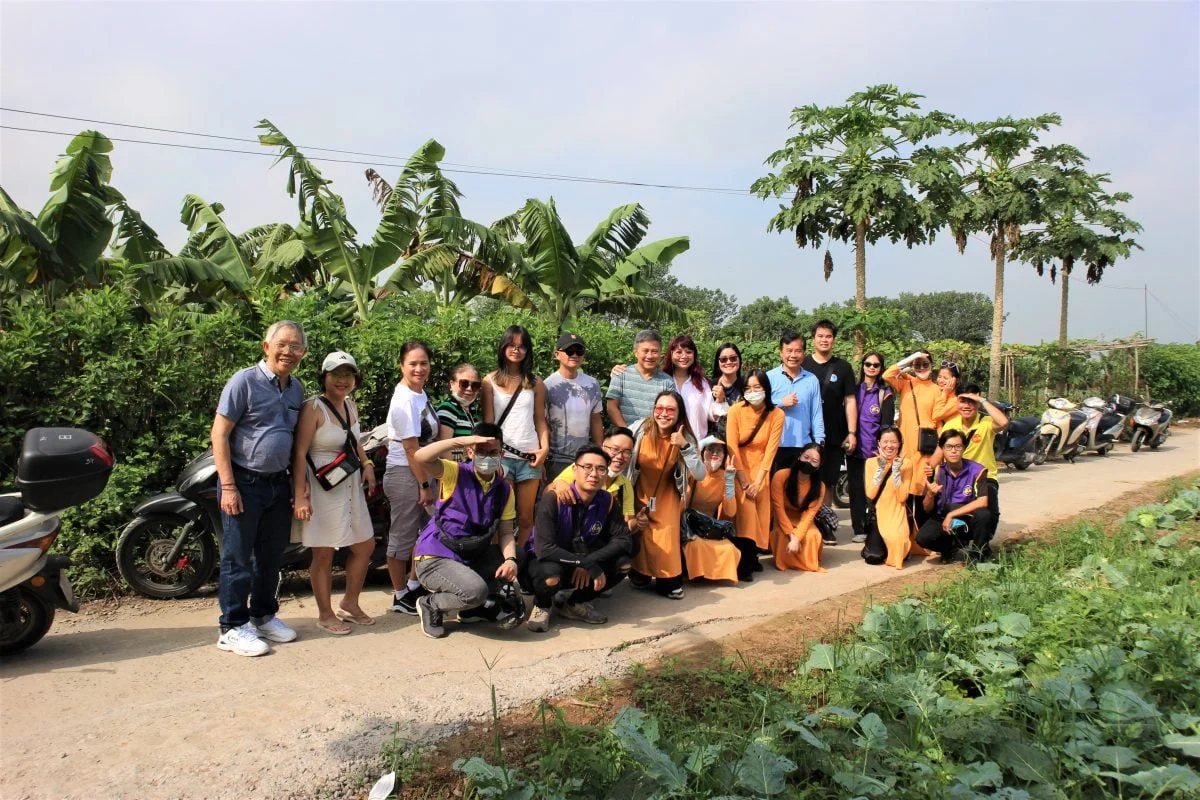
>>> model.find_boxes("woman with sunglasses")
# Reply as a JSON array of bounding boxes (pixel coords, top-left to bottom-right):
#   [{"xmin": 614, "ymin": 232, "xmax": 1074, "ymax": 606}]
[
  {"xmin": 666, "ymin": 334, "xmax": 713, "ymax": 440},
  {"xmin": 769, "ymin": 444, "xmax": 826, "ymax": 572},
  {"xmin": 709, "ymin": 343, "xmax": 745, "ymax": 437},
  {"xmin": 482, "ymin": 325, "xmax": 550, "ymax": 548},
  {"xmin": 846, "ymin": 353, "xmax": 895, "ymax": 544},
  {"xmin": 884, "ymin": 350, "xmax": 958, "ymax": 525},
  {"xmin": 626, "ymin": 390, "xmax": 706, "ymax": 599},
  {"xmin": 435, "ymin": 364, "xmax": 482, "ymax": 463}
]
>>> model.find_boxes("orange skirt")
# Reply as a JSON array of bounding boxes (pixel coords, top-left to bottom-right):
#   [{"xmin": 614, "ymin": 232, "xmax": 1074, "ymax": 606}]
[
  {"xmin": 683, "ymin": 538, "xmax": 739, "ymax": 583},
  {"xmin": 771, "ymin": 524, "xmax": 824, "ymax": 572}
]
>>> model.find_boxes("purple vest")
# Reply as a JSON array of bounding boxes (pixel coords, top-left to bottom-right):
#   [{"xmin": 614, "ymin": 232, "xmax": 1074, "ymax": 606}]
[
  {"xmin": 934, "ymin": 459, "xmax": 987, "ymax": 518},
  {"xmin": 854, "ymin": 383, "xmax": 891, "ymax": 458},
  {"xmin": 528, "ymin": 487, "xmax": 614, "ymax": 556},
  {"xmin": 414, "ymin": 463, "xmax": 510, "ymax": 563}
]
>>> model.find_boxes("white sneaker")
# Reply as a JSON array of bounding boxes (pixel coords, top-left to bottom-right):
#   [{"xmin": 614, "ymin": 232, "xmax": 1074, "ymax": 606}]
[
  {"xmin": 217, "ymin": 622, "xmax": 270, "ymax": 657},
  {"xmin": 253, "ymin": 615, "xmax": 297, "ymax": 643},
  {"xmin": 527, "ymin": 606, "xmax": 551, "ymax": 633},
  {"xmin": 851, "ymin": 534, "xmax": 867, "ymax": 544}
]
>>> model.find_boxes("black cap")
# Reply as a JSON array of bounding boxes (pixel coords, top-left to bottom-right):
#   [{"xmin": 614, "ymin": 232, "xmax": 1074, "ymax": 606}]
[{"xmin": 556, "ymin": 333, "xmax": 585, "ymax": 352}]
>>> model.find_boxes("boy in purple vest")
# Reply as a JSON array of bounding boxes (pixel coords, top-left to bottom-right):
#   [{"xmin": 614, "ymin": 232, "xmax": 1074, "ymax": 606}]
[
  {"xmin": 410, "ymin": 423, "xmax": 522, "ymax": 639},
  {"xmin": 916, "ymin": 428, "xmax": 993, "ymax": 563},
  {"xmin": 524, "ymin": 445, "xmax": 633, "ymax": 632}
]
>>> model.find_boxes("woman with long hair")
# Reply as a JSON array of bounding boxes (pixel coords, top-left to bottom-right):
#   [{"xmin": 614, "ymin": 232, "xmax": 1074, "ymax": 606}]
[
  {"xmin": 435, "ymin": 363, "xmax": 481, "ymax": 463},
  {"xmin": 709, "ymin": 343, "xmax": 745, "ymax": 436},
  {"xmin": 862, "ymin": 427, "xmax": 927, "ymax": 568},
  {"xmin": 883, "ymin": 349, "xmax": 957, "ymax": 523},
  {"xmin": 482, "ymin": 325, "xmax": 549, "ymax": 547},
  {"xmin": 769, "ymin": 444, "xmax": 826, "ymax": 572},
  {"xmin": 846, "ymin": 352, "xmax": 895, "ymax": 544},
  {"xmin": 725, "ymin": 368, "xmax": 783, "ymax": 580},
  {"xmin": 291, "ymin": 352, "xmax": 377, "ymax": 634},
  {"xmin": 627, "ymin": 390, "xmax": 706, "ymax": 598},
  {"xmin": 384, "ymin": 341, "xmax": 440, "ymax": 614},
  {"xmin": 665, "ymin": 334, "xmax": 713, "ymax": 440}
]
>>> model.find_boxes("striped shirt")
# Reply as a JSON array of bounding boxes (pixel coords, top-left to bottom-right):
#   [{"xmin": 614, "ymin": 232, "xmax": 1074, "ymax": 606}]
[
  {"xmin": 606, "ymin": 366, "xmax": 674, "ymax": 426},
  {"xmin": 434, "ymin": 397, "xmax": 478, "ymax": 462}
]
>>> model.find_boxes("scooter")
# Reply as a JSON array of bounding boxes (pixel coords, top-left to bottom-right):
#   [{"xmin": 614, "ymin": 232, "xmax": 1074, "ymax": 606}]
[
  {"xmin": 1, "ymin": 428, "xmax": 114, "ymax": 655},
  {"xmin": 1129, "ymin": 399, "xmax": 1173, "ymax": 452},
  {"xmin": 989, "ymin": 401, "xmax": 1042, "ymax": 470},
  {"xmin": 116, "ymin": 424, "xmax": 391, "ymax": 599},
  {"xmin": 1038, "ymin": 398, "xmax": 1093, "ymax": 463},
  {"xmin": 1075, "ymin": 396, "xmax": 1128, "ymax": 457}
]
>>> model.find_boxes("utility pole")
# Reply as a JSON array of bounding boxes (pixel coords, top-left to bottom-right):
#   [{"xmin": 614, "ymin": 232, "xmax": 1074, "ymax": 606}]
[{"xmin": 1144, "ymin": 283, "xmax": 1149, "ymax": 337}]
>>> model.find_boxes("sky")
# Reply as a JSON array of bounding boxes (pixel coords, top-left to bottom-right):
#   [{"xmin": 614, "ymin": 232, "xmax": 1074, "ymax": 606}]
[{"xmin": 2, "ymin": 1, "xmax": 1197, "ymax": 344}]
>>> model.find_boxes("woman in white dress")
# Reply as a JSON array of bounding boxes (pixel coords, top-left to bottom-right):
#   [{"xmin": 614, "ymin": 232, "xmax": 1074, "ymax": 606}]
[{"xmin": 292, "ymin": 352, "xmax": 377, "ymax": 635}]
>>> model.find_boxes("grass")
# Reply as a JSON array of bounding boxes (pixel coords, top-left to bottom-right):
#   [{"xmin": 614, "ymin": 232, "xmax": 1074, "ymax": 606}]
[{"xmin": 446, "ymin": 479, "xmax": 1200, "ymax": 799}]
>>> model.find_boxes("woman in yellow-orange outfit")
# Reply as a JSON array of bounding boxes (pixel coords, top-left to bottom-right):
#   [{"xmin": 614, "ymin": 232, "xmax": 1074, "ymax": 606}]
[
  {"xmin": 863, "ymin": 426, "xmax": 928, "ymax": 568},
  {"xmin": 770, "ymin": 445, "xmax": 826, "ymax": 572},
  {"xmin": 883, "ymin": 350, "xmax": 957, "ymax": 522},
  {"xmin": 682, "ymin": 437, "xmax": 740, "ymax": 583},
  {"xmin": 726, "ymin": 369, "xmax": 783, "ymax": 574}
]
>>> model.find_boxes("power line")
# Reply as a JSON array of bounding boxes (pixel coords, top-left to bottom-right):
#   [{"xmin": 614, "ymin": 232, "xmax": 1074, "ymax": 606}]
[
  {"xmin": 1147, "ymin": 290, "xmax": 1198, "ymax": 338},
  {"xmin": 0, "ymin": 108, "xmax": 753, "ymax": 196}
]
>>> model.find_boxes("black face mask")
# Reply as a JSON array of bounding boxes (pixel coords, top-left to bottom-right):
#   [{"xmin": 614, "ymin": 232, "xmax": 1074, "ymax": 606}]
[{"xmin": 796, "ymin": 460, "xmax": 818, "ymax": 475}]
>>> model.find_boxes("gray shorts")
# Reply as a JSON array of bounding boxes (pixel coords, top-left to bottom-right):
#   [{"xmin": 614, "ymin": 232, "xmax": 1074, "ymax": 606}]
[{"xmin": 383, "ymin": 465, "xmax": 427, "ymax": 559}]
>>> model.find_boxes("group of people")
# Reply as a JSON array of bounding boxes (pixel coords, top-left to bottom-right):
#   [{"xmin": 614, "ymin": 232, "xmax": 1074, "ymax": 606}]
[{"xmin": 208, "ymin": 319, "xmax": 1008, "ymax": 656}]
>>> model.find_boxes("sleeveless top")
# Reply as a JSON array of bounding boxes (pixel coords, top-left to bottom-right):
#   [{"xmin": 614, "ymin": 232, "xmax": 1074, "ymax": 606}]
[{"xmin": 490, "ymin": 380, "xmax": 539, "ymax": 453}]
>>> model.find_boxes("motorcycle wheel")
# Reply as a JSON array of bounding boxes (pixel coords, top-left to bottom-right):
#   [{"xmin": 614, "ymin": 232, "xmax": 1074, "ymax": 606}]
[
  {"xmin": 1131, "ymin": 429, "xmax": 1146, "ymax": 453},
  {"xmin": 0, "ymin": 587, "xmax": 55, "ymax": 656},
  {"xmin": 117, "ymin": 514, "xmax": 218, "ymax": 599},
  {"xmin": 1150, "ymin": 433, "xmax": 1166, "ymax": 450},
  {"xmin": 834, "ymin": 472, "xmax": 850, "ymax": 508},
  {"xmin": 1012, "ymin": 462, "xmax": 1031, "ymax": 471}
]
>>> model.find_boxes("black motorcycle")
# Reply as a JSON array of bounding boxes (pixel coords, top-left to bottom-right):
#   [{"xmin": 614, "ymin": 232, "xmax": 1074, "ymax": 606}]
[
  {"xmin": 989, "ymin": 401, "xmax": 1042, "ymax": 470},
  {"xmin": 117, "ymin": 427, "xmax": 390, "ymax": 599}
]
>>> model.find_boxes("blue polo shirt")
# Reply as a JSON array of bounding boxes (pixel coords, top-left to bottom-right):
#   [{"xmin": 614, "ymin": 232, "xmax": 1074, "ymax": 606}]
[
  {"xmin": 216, "ymin": 361, "xmax": 304, "ymax": 473},
  {"xmin": 766, "ymin": 365, "xmax": 825, "ymax": 448}
]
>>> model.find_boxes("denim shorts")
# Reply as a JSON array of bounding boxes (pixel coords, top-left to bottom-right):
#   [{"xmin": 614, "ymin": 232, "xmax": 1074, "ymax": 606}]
[{"xmin": 502, "ymin": 456, "xmax": 542, "ymax": 483}]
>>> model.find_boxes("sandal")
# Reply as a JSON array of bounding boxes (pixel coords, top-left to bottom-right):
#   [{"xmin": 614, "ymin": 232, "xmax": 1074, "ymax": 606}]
[
  {"xmin": 335, "ymin": 608, "xmax": 375, "ymax": 626},
  {"xmin": 316, "ymin": 620, "xmax": 353, "ymax": 636}
]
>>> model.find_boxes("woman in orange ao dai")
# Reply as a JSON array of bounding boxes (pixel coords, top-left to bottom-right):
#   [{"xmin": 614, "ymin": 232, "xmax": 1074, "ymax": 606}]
[{"xmin": 769, "ymin": 445, "xmax": 826, "ymax": 572}]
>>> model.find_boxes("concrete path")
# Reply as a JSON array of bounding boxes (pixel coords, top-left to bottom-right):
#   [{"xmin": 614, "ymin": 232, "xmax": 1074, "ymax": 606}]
[{"xmin": 1, "ymin": 430, "xmax": 1197, "ymax": 800}]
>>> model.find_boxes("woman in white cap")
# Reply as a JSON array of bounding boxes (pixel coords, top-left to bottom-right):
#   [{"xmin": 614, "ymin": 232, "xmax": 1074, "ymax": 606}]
[{"xmin": 292, "ymin": 351, "xmax": 377, "ymax": 634}]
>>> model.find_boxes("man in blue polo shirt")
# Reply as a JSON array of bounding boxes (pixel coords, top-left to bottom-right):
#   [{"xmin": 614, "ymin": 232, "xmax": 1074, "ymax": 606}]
[
  {"xmin": 211, "ymin": 320, "xmax": 307, "ymax": 657},
  {"xmin": 766, "ymin": 331, "xmax": 825, "ymax": 473}
]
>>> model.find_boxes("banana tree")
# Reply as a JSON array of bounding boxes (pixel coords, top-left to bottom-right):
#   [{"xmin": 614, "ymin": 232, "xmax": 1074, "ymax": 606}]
[{"xmin": 415, "ymin": 198, "xmax": 689, "ymax": 334}]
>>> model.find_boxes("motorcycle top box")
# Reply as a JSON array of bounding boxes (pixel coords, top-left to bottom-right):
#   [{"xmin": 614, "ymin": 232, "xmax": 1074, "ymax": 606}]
[{"xmin": 16, "ymin": 428, "xmax": 114, "ymax": 511}]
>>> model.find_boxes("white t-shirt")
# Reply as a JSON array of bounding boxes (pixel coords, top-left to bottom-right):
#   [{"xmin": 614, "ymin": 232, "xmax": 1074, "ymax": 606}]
[
  {"xmin": 676, "ymin": 376, "xmax": 713, "ymax": 441},
  {"xmin": 386, "ymin": 383, "xmax": 436, "ymax": 467}
]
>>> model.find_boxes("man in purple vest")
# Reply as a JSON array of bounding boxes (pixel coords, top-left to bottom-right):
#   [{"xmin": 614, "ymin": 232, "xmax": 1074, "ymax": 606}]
[
  {"xmin": 410, "ymin": 423, "xmax": 522, "ymax": 639},
  {"xmin": 916, "ymin": 428, "xmax": 993, "ymax": 563},
  {"xmin": 524, "ymin": 445, "xmax": 633, "ymax": 633}
]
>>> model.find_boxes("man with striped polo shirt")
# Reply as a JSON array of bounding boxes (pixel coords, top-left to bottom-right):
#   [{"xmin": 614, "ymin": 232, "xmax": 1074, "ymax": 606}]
[{"xmin": 605, "ymin": 329, "xmax": 674, "ymax": 428}]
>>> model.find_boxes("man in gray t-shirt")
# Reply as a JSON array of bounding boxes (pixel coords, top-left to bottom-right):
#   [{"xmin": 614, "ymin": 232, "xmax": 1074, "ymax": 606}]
[
  {"xmin": 605, "ymin": 329, "xmax": 675, "ymax": 429},
  {"xmin": 544, "ymin": 332, "xmax": 604, "ymax": 479}
]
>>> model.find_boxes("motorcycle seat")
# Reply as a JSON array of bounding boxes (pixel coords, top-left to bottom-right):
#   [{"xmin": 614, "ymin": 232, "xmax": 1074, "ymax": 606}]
[{"xmin": 0, "ymin": 495, "xmax": 25, "ymax": 528}]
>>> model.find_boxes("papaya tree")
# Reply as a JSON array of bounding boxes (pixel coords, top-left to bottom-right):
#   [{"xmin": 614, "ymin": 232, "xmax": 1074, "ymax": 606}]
[{"xmin": 751, "ymin": 84, "xmax": 957, "ymax": 357}]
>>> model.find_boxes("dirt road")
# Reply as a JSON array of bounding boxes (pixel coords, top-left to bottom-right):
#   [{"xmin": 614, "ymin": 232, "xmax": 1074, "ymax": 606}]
[{"xmin": 2, "ymin": 431, "xmax": 1197, "ymax": 800}]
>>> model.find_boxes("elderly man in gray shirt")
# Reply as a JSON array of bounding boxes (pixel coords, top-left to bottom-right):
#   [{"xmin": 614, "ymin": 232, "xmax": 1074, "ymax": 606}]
[{"xmin": 211, "ymin": 320, "xmax": 307, "ymax": 656}]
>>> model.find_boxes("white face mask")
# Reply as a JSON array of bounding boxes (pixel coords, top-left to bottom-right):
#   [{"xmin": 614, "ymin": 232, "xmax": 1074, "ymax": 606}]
[
  {"xmin": 744, "ymin": 390, "xmax": 766, "ymax": 406},
  {"xmin": 452, "ymin": 391, "xmax": 473, "ymax": 405},
  {"xmin": 607, "ymin": 467, "xmax": 621, "ymax": 479}
]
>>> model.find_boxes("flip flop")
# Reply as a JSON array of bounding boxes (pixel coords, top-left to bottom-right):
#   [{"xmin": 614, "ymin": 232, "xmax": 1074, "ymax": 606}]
[
  {"xmin": 316, "ymin": 620, "xmax": 353, "ymax": 636},
  {"xmin": 335, "ymin": 609, "xmax": 375, "ymax": 626}
]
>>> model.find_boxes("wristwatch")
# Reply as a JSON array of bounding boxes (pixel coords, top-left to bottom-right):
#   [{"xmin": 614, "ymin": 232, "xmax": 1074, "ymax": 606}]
[{"xmin": 420, "ymin": 480, "xmax": 430, "ymax": 489}]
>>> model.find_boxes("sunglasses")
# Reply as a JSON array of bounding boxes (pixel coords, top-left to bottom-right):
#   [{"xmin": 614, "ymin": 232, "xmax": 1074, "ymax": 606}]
[
  {"xmin": 562, "ymin": 346, "xmax": 585, "ymax": 357},
  {"xmin": 912, "ymin": 360, "xmax": 932, "ymax": 369},
  {"xmin": 455, "ymin": 379, "xmax": 482, "ymax": 392},
  {"xmin": 653, "ymin": 406, "xmax": 678, "ymax": 415},
  {"xmin": 718, "ymin": 355, "xmax": 740, "ymax": 364},
  {"xmin": 941, "ymin": 360, "xmax": 958, "ymax": 371},
  {"xmin": 863, "ymin": 361, "xmax": 882, "ymax": 368}
]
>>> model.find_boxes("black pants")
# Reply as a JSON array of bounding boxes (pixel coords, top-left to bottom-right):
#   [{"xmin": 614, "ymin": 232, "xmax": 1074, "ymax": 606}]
[
  {"xmin": 629, "ymin": 569, "xmax": 683, "ymax": 596},
  {"xmin": 846, "ymin": 455, "xmax": 867, "ymax": 537},
  {"xmin": 915, "ymin": 507, "xmax": 994, "ymax": 558},
  {"xmin": 817, "ymin": 439, "xmax": 844, "ymax": 500},
  {"xmin": 985, "ymin": 478, "xmax": 1000, "ymax": 540},
  {"xmin": 525, "ymin": 557, "xmax": 626, "ymax": 609},
  {"xmin": 732, "ymin": 536, "xmax": 762, "ymax": 580}
]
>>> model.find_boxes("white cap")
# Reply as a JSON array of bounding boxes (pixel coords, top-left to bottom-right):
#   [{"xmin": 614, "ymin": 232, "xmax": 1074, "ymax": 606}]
[
  {"xmin": 697, "ymin": 435, "xmax": 726, "ymax": 452},
  {"xmin": 321, "ymin": 351, "xmax": 359, "ymax": 374}
]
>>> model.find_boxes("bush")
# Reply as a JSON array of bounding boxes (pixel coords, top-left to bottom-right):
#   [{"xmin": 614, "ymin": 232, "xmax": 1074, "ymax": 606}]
[{"xmin": 1141, "ymin": 344, "xmax": 1200, "ymax": 416}]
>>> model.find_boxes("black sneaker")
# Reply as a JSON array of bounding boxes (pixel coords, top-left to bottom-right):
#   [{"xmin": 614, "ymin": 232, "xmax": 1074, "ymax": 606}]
[
  {"xmin": 822, "ymin": 533, "xmax": 838, "ymax": 546},
  {"xmin": 416, "ymin": 595, "xmax": 446, "ymax": 639},
  {"xmin": 391, "ymin": 586, "xmax": 426, "ymax": 615},
  {"xmin": 456, "ymin": 604, "xmax": 501, "ymax": 624}
]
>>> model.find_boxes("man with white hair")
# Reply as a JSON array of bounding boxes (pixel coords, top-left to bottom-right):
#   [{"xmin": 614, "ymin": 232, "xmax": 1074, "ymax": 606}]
[{"xmin": 210, "ymin": 320, "xmax": 307, "ymax": 656}]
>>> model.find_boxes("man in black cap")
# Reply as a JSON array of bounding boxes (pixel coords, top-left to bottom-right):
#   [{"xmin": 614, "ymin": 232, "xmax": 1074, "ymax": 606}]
[{"xmin": 544, "ymin": 332, "xmax": 604, "ymax": 480}]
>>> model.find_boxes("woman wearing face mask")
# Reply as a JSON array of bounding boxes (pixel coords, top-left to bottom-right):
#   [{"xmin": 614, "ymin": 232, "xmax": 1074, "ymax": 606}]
[
  {"xmin": 681, "ymin": 437, "xmax": 741, "ymax": 583},
  {"xmin": 666, "ymin": 334, "xmax": 713, "ymax": 440},
  {"xmin": 884, "ymin": 350, "xmax": 957, "ymax": 524},
  {"xmin": 847, "ymin": 353, "xmax": 894, "ymax": 544},
  {"xmin": 709, "ymin": 343, "xmax": 745, "ymax": 438},
  {"xmin": 627, "ymin": 390, "xmax": 706, "ymax": 599},
  {"xmin": 435, "ymin": 363, "xmax": 482, "ymax": 463},
  {"xmin": 769, "ymin": 444, "xmax": 825, "ymax": 572},
  {"xmin": 862, "ymin": 427, "xmax": 927, "ymax": 569},
  {"xmin": 726, "ymin": 369, "xmax": 784, "ymax": 573}
]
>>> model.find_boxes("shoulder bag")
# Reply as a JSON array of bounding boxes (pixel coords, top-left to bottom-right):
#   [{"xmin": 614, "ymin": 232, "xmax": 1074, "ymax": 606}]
[
  {"xmin": 860, "ymin": 468, "xmax": 888, "ymax": 565},
  {"xmin": 307, "ymin": 397, "xmax": 363, "ymax": 491},
  {"xmin": 908, "ymin": 386, "xmax": 939, "ymax": 456},
  {"xmin": 494, "ymin": 380, "xmax": 536, "ymax": 462}
]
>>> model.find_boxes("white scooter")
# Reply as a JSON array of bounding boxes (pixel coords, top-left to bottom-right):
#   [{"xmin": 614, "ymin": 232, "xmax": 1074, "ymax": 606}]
[{"xmin": 1, "ymin": 428, "xmax": 113, "ymax": 656}]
